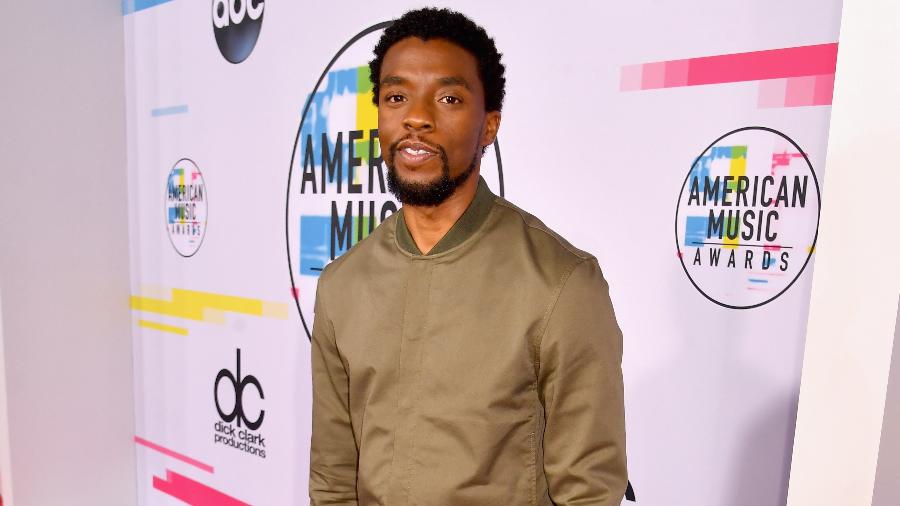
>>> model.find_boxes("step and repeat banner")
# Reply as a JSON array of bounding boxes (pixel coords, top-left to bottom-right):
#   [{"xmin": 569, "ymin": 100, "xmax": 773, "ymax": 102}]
[{"xmin": 123, "ymin": 1, "xmax": 842, "ymax": 504}]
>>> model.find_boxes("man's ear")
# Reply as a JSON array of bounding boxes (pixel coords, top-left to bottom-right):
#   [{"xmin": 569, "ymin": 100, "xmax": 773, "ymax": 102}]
[{"xmin": 481, "ymin": 111, "xmax": 501, "ymax": 149}]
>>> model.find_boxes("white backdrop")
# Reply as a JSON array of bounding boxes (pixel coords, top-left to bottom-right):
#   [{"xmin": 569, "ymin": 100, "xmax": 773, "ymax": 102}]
[
  {"xmin": 124, "ymin": 1, "xmax": 843, "ymax": 504},
  {"xmin": 0, "ymin": 1, "xmax": 136, "ymax": 505}
]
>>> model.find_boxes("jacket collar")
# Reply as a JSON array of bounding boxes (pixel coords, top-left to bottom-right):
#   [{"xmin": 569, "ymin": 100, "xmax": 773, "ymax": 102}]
[{"xmin": 396, "ymin": 175, "xmax": 497, "ymax": 256}]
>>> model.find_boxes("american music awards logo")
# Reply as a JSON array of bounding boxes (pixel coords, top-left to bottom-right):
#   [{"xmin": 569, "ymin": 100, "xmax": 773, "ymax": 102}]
[
  {"xmin": 675, "ymin": 126, "xmax": 821, "ymax": 309},
  {"xmin": 285, "ymin": 23, "xmax": 505, "ymax": 337},
  {"xmin": 165, "ymin": 158, "xmax": 207, "ymax": 257}
]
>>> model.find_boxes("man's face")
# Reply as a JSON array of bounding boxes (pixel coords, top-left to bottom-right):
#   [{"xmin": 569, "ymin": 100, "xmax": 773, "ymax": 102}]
[{"xmin": 377, "ymin": 37, "xmax": 500, "ymax": 206}]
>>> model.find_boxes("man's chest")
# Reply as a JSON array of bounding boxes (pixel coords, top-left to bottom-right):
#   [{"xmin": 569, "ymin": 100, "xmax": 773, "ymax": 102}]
[{"xmin": 330, "ymin": 255, "xmax": 553, "ymax": 414}]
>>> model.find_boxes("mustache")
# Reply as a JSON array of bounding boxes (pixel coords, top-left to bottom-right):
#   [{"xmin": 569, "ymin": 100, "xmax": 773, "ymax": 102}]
[{"xmin": 388, "ymin": 135, "xmax": 448, "ymax": 162}]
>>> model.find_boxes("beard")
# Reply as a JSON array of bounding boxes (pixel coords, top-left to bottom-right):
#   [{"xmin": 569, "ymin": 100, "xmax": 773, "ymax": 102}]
[{"xmin": 386, "ymin": 139, "xmax": 479, "ymax": 207}]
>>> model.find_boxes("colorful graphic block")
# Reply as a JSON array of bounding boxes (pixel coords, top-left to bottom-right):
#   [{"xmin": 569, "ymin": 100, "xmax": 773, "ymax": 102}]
[{"xmin": 622, "ymin": 43, "xmax": 838, "ymax": 109}]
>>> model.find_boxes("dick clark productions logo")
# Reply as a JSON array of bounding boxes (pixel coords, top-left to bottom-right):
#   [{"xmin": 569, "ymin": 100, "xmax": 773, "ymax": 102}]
[
  {"xmin": 675, "ymin": 126, "xmax": 821, "ymax": 309},
  {"xmin": 214, "ymin": 349, "xmax": 267, "ymax": 458},
  {"xmin": 285, "ymin": 22, "xmax": 505, "ymax": 338},
  {"xmin": 212, "ymin": 0, "xmax": 264, "ymax": 64},
  {"xmin": 165, "ymin": 158, "xmax": 207, "ymax": 257}
]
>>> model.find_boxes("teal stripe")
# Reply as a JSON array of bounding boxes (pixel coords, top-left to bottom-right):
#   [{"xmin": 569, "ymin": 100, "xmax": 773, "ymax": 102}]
[
  {"xmin": 151, "ymin": 105, "xmax": 189, "ymax": 117},
  {"xmin": 123, "ymin": 0, "xmax": 175, "ymax": 15}
]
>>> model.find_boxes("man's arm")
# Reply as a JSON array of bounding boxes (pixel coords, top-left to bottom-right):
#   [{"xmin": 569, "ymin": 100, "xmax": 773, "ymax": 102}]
[
  {"xmin": 309, "ymin": 280, "xmax": 359, "ymax": 505},
  {"xmin": 538, "ymin": 257, "xmax": 628, "ymax": 505}
]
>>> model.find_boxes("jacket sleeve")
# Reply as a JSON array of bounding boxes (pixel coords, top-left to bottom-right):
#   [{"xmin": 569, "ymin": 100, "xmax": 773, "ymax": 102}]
[
  {"xmin": 309, "ymin": 279, "xmax": 359, "ymax": 505},
  {"xmin": 538, "ymin": 257, "xmax": 628, "ymax": 505}
]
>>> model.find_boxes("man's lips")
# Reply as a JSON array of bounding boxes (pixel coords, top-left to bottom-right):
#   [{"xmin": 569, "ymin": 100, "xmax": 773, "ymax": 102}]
[{"xmin": 395, "ymin": 140, "xmax": 439, "ymax": 166}]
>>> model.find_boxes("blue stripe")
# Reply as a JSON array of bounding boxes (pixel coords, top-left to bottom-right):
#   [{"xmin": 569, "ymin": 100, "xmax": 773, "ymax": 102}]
[
  {"xmin": 123, "ymin": 0, "xmax": 175, "ymax": 15},
  {"xmin": 151, "ymin": 105, "xmax": 189, "ymax": 117},
  {"xmin": 748, "ymin": 278, "xmax": 769, "ymax": 284}
]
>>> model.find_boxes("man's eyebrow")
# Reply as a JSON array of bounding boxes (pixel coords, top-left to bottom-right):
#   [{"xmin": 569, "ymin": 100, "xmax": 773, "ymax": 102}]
[
  {"xmin": 380, "ymin": 75, "xmax": 405, "ymax": 86},
  {"xmin": 380, "ymin": 75, "xmax": 470, "ymax": 90},
  {"xmin": 437, "ymin": 76, "xmax": 470, "ymax": 89}
]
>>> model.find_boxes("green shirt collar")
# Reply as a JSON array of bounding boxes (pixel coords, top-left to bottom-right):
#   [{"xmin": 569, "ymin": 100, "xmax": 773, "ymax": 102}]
[{"xmin": 396, "ymin": 175, "xmax": 497, "ymax": 256}]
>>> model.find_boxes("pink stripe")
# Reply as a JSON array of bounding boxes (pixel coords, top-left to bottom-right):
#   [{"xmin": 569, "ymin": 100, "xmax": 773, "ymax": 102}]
[
  {"xmin": 664, "ymin": 59, "xmax": 690, "ymax": 87},
  {"xmin": 624, "ymin": 43, "xmax": 838, "ymax": 90},
  {"xmin": 688, "ymin": 43, "xmax": 838, "ymax": 86},
  {"xmin": 758, "ymin": 74, "xmax": 834, "ymax": 109},
  {"xmin": 153, "ymin": 470, "xmax": 250, "ymax": 506},
  {"xmin": 785, "ymin": 76, "xmax": 817, "ymax": 107},
  {"xmin": 813, "ymin": 73, "xmax": 836, "ymax": 105},
  {"xmin": 619, "ymin": 64, "xmax": 642, "ymax": 91},
  {"xmin": 134, "ymin": 436, "xmax": 214, "ymax": 474},
  {"xmin": 758, "ymin": 79, "xmax": 787, "ymax": 108},
  {"xmin": 641, "ymin": 61, "xmax": 666, "ymax": 89}
]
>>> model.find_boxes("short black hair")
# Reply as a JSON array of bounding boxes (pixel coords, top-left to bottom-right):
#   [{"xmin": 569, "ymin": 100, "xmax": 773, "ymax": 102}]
[{"xmin": 369, "ymin": 8, "xmax": 506, "ymax": 112}]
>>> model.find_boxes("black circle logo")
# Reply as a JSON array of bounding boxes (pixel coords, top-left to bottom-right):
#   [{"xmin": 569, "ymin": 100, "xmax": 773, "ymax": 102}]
[
  {"xmin": 675, "ymin": 126, "xmax": 821, "ymax": 309},
  {"xmin": 212, "ymin": 0, "xmax": 264, "ymax": 64},
  {"xmin": 285, "ymin": 22, "xmax": 505, "ymax": 338},
  {"xmin": 214, "ymin": 349, "xmax": 265, "ymax": 430}
]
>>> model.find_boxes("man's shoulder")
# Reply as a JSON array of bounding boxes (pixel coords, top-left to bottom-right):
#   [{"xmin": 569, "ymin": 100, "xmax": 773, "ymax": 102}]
[
  {"xmin": 318, "ymin": 210, "xmax": 400, "ymax": 284},
  {"xmin": 490, "ymin": 196, "xmax": 596, "ymax": 266}
]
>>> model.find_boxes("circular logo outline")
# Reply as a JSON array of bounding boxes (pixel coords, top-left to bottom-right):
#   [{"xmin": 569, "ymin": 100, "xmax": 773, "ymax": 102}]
[
  {"xmin": 285, "ymin": 22, "xmax": 505, "ymax": 337},
  {"xmin": 165, "ymin": 157, "xmax": 208, "ymax": 258},
  {"xmin": 674, "ymin": 126, "xmax": 821, "ymax": 310}
]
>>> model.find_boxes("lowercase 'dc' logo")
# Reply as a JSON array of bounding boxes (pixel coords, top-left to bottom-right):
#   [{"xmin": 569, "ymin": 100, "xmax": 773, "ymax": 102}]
[
  {"xmin": 165, "ymin": 158, "xmax": 207, "ymax": 257},
  {"xmin": 285, "ymin": 22, "xmax": 505, "ymax": 337},
  {"xmin": 675, "ymin": 126, "xmax": 821, "ymax": 309},
  {"xmin": 212, "ymin": 0, "xmax": 264, "ymax": 64},
  {"xmin": 214, "ymin": 349, "xmax": 267, "ymax": 459}
]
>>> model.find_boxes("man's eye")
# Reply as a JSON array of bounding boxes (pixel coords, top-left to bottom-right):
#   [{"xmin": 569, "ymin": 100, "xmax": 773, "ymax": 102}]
[
  {"xmin": 439, "ymin": 96, "xmax": 461, "ymax": 105},
  {"xmin": 385, "ymin": 94, "xmax": 405, "ymax": 103}
]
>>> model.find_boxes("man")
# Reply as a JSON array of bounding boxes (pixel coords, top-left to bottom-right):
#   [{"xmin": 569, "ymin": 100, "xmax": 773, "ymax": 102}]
[{"xmin": 310, "ymin": 8, "xmax": 627, "ymax": 505}]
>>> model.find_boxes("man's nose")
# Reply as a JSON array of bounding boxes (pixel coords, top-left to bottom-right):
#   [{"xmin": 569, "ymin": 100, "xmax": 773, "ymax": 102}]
[{"xmin": 403, "ymin": 100, "xmax": 434, "ymax": 132}]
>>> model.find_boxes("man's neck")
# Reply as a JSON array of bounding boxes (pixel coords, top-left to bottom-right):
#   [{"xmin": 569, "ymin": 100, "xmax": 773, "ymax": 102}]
[{"xmin": 402, "ymin": 170, "xmax": 480, "ymax": 255}]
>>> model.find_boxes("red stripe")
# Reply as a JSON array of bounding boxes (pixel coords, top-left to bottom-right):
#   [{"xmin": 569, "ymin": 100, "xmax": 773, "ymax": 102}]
[
  {"xmin": 686, "ymin": 43, "xmax": 838, "ymax": 86},
  {"xmin": 134, "ymin": 436, "xmax": 214, "ymax": 473},
  {"xmin": 154, "ymin": 470, "xmax": 250, "ymax": 506}
]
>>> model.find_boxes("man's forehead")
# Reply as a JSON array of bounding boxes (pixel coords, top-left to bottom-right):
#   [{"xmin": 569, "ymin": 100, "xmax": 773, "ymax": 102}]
[
  {"xmin": 381, "ymin": 37, "xmax": 478, "ymax": 71},
  {"xmin": 380, "ymin": 38, "xmax": 480, "ymax": 87}
]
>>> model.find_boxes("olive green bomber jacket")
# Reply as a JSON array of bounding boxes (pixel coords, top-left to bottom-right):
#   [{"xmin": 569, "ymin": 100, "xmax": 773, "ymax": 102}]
[{"xmin": 310, "ymin": 176, "xmax": 627, "ymax": 505}]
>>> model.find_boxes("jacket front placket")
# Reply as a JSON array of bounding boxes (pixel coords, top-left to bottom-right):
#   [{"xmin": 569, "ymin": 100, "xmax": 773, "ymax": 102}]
[{"xmin": 387, "ymin": 257, "xmax": 434, "ymax": 506}]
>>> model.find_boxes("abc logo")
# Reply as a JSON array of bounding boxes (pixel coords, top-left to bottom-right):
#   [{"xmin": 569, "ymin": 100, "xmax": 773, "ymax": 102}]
[
  {"xmin": 212, "ymin": 0, "xmax": 264, "ymax": 64},
  {"xmin": 214, "ymin": 349, "xmax": 265, "ymax": 430}
]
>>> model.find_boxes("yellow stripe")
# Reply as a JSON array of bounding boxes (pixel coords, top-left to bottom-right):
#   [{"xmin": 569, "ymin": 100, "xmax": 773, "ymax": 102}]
[
  {"xmin": 131, "ymin": 288, "xmax": 289, "ymax": 322},
  {"xmin": 262, "ymin": 301, "xmax": 289, "ymax": 319},
  {"xmin": 138, "ymin": 319, "xmax": 189, "ymax": 336}
]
